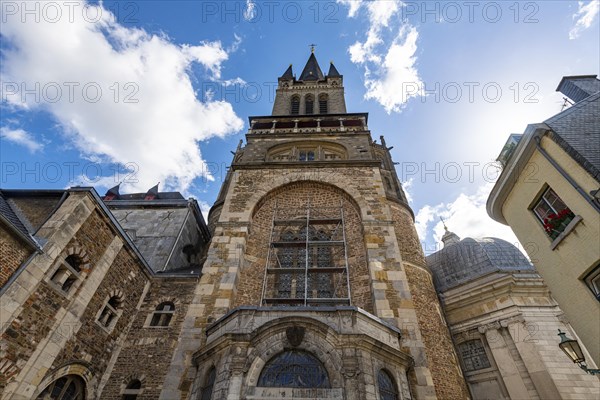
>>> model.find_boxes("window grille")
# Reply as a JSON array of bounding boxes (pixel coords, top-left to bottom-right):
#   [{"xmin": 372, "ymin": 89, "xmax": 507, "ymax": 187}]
[
  {"xmin": 305, "ymin": 96, "xmax": 314, "ymax": 114},
  {"xmin": 261, "ymin": 200, "xmax": 351, "ymax": 307},
  {"xmin": 319, "ymin": 94, "xmax": 328, "ymax": 114},
  {"xmin": 457, "ymin": 339, "xmax": 491, "ymax": 372},
  {"xmin": 291, "ymin": 97, "xmax": 300, "ymax": 115}
]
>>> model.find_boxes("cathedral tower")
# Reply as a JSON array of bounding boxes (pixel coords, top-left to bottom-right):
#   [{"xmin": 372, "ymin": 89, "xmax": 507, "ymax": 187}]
[{"xmin": 179, "ymin": 52, "xmax": 469, "ymax": 400}]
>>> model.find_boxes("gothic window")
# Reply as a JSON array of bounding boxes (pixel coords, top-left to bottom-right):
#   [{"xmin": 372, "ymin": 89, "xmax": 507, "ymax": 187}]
[
  {"xmin": 457, "ymin": 339, "xmax": 491, "ymax": 372},
  {"xmin": 267, "ymin": 142, "xmax": 347, "ymax": 162},
  {"xmin": 97, "ymin": 295, "xmax": 123, "ymax": 330},
  {"xmin": 150, "ymin": 302, "xmax": 175, "ymax": 327},
  {"xmin": 305, "ymin": 95, "xmax": 314, "ymax": 115},
  {"xmin": 200, "ymin": 367, "xmax": 216, "ymax": 400},
  {"xmin": 532, "ymin": 187, "xmax": 575, "ymax": 240},
  {"xmin": 122, "ymin": 379, "xmax": 142, "ymax": 400},
  {"xmin": 319, "ymin": 94, "xmax": 328, "ymax": 114},
  {"xmin": 50, "ymin": 254, "xmax": 82, "ymax": 294},
  {"xmin": 291, "ymin": 96, "xmax": 300, "ymax": 115},
  {"xmin": 377, "ymin": 370, "xmax": 398, "ymax": 400},
  {"xmin": 264, "ymin": 203, "xmax": 350, "ymax": 306},
  {"xmin": 258, "ymin": 350, "xmax": 330, "ymax": 388},
  {"xmin": 37, "ymin": 375, "xmax": 85, "ymax": 400}
]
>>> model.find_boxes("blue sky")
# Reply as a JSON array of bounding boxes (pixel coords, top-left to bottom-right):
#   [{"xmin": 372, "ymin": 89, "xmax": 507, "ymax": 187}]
[{"xmin": 1, "ymin": 0, "xmax": 599, "ymax": 253}]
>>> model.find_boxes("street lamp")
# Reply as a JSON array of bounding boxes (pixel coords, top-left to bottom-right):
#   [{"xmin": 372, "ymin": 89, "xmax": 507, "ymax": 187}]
[{"xmin": 557, "ymin": 330, "xmax": 600, "ymax": 375}]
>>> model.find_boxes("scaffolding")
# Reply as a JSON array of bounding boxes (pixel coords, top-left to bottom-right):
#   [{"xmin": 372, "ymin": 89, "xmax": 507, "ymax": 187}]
[{"xmin": 261, "ymin": 200, "xmax": 351, "ymax": 307}]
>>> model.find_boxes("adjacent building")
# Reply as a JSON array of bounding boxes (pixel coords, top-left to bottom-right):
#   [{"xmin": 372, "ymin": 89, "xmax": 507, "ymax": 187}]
[
  {"xmin": 427, "ymin": 229, "xmax": 599, "ymax": 399},
  {"xmin": 487, "ymin": 75, "xmax": 600, "ymax": 366}
]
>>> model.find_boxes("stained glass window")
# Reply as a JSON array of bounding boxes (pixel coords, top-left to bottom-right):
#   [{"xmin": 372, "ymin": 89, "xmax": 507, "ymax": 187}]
[
  {"xmin": 258, "ymin": 350, "xmax": 330, "ymax": 388},
  {"xmin": 458, "ymin": 339, "xmax": 491, "ymax": 372},
  {"xmin": 377, "ymin": 370, "xmax": 398, "ymax": 400},
  {"xmin": 37, "ymin": 375, "xmax": 85, "ymax": 400}
]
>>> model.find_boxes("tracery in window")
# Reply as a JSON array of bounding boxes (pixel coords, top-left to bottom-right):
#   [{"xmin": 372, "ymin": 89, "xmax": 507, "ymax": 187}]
[
  {"xmin": 122, "ymin": 379, "xmax": 142, "ymax": 400},
  {"xmin": 305, "ymin": 95, "xmax": 314, "ymax": 115},
  {"xmin": 150, "ymin": 302, "xmax": 175, "ymax": 327},
  {"xmin": 200, "ymin": 367, "xmax": 216, "ymax": 400},
  {"xmin": 37, "ymin": 375, "xmax": 85, "ymax": 400},
  {"xmin": 377, "ymin": 370, "xmax": 398, "ymax": 400},
  {"xmin": 258, "ymin": 350, "xmax": 330, "ymax": 388},
  {"xmin": 319, "ymin": 94, "xmax": 328, "ymax": 114},
  {"xmin": 457, "ymin": 339, "xmax": 491, "ymax": 372},
  {"xmin": 50, "ymin": 254, "xmax": 82, "ymax": 294},
  {"xmin": 291, "ymin": 96, "xmax": 300, "ymax": 115}
]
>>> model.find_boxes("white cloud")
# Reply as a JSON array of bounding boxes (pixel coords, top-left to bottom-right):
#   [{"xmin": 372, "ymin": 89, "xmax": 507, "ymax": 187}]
[
  {"xmin": 337, "ymin": 0, "xmax": 364, "ymax": 18},
  {"xmin": 340, "ymin": 0, "xmax": 424, "ymax": 113},
  {"xmin": 1, "ymin": 1, "xmax": 244, "ymax": 193},
  {"xmin": 244, "ymin": 0, "xmax": 257, "ymax": 21},
  {"xmin": 415, "ymin": 183, "xmax": 521, "ymax": 254},
  {"xmin": 570, "ymin": 1, "xmax": 599, "ymax": 39},
  {"xmin": 0, "ymin": 127, "xmax": 43, "ymax": 153}
]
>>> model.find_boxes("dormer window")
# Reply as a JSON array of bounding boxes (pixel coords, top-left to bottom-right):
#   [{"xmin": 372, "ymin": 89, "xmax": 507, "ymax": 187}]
[
  {"xmin": 291, "ymin": 96, "xmax": 300, "ymax": 115},
  {"xmin": 319, "ymin": 94, "xmax": 328, "ymax": 114},
  {"xmin": 305, "ymin": 95, "xmax": 314, "ymax": 115}
]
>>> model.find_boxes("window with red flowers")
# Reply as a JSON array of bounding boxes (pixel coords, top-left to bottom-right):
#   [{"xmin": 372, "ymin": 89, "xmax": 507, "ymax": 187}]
[{"xmin": 533, "ymin": 188, "xmax": 575, "ymax": 240}]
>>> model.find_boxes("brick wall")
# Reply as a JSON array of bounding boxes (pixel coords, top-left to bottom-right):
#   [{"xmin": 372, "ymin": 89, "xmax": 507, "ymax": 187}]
[{"xmin": 0, "ymin": 223, "xmax": 33, "ymax": 289}]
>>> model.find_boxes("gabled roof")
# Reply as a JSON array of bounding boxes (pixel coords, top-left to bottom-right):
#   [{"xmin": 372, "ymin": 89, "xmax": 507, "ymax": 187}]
[
  {"xmin": 299, "ymin": 53, "xmax": 324, "ymax": 81},
  {"xmin": 0, "ymin": 191, "xmax": 39, "ymax": 250},
  {"xmin": 327, "ymin": 62, "xmax": 341, "ymax": 78}
]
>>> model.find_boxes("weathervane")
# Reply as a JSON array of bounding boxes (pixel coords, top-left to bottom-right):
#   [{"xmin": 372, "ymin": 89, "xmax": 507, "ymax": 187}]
[
  {"xmin": 309, "ymin": 43, "xmax": 317, "ymax": 53},
  {"xmin": 440, "ymin": 216, "xmax": 448, "ymax": 231}
]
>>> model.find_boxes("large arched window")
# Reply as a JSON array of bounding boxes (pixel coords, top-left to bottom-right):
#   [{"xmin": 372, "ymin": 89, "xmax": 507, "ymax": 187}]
[
  {"xmin": 258, "ymin": 350, "xmax": 330, "ymax": 388},
  {"xmin": 290, "ymin": 96, "xmax": 300, "ymax": 115},
  {"xmin": 200, "ymin": 367, "xmax": 216, "ymax": 400},
  {"xmin": 304, "ymin": 95, "xmax": 314, "ymax": 115},
  {"xmin": 377, "ymin": 370, "xmax": 399, "ymax": 400},
  {"xmin": 37, "ymin": 375, "xmax": 85, "ymax": 400}
]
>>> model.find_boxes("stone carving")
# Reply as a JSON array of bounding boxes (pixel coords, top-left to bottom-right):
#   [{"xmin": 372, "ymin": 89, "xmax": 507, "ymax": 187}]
[{"xmin": 286, "ymin": 326, "xmax": 305, "ymax": 347}]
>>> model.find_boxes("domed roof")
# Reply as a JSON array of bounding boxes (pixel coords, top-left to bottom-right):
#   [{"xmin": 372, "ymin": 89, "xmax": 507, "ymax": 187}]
[{"xmin": 426, "ymin": 235, "xmax": 534, "ymax": 292}]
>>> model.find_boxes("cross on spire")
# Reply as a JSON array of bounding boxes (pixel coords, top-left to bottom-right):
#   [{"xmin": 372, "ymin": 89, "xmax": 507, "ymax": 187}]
[{"xmin": 309, "ymin": 43, "xmax": 317, "ymax": 53}]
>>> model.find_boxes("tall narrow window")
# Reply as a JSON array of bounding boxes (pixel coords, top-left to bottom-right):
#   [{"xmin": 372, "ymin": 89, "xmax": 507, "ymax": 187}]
[
  {"xmin": 50, "ymin": 254, "xmax": 82, "ymax": 294},
  {"xmin": 319, "ymin": 94, "xmax": 328, "ymax": 114},
  {"xmin": 290, "ymin": 96, "xmax": 300, "ymax": 115},
  {"xmin": 37, "ymin": 375, "xmax": 85, "ymax": 400},
  {"xmin": 532, "ymin": 187, "xmax": 575, "ymax": 239},
  {"xmin": 150, "ymin": 302, "xmax": 175, "ymax": 327},
  {"xmin": 200, "ymin": 367, "xmax": 216, "ymax": 400},
  {"xmin": 98, "ymin": 295, "xmax": 123, "ymax": 329},
  {"xmin": 305, "ymin": 95, "xmax": 314, "ymax": 115},
  {"xmin": 122, "ymin": 379, "xmax": 142, "ymax": 400},
  {"xmin": 377, "ymin": 370, "xmax": 399, "ymax": 400}
]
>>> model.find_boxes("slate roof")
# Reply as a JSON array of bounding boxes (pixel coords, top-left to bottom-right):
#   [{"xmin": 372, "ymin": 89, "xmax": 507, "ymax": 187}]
[
  {"xmin": 327, "ymin": 62, "xmax": 341, "ymax": 78},
  {"xmin": 545, "ymin": 91, "xmax": 600, "ymax": 182},
  {"xmin": 299, "ymin": 53, "xmax": 324, "ymax": 81},
  {"xmin": 426, "ymin": 237, "xmax": 534, "ymax": 292},
  {"xmin": 280, "ymin": 64, "xmax": 294, "ymax": 79},
  {"xmin": 0, "ymin": 190, "xmax": 39, "ymax": 249}
]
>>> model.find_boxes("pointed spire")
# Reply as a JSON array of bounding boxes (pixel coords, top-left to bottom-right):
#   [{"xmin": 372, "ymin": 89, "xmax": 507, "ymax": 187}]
[
  {"xmin": 299, "ymin": 53, "xmax": 324, "ymax": 81},
  {"xmin": 145, "ymin": 182, "xmax": 159, "ymax": 200},
  {"xmin": 327, "ymin": 61, "xmax": 341, "ymax": 78},
  {"xmin": 104, "ymin": 183, "xmax": 120, "ymax": 200},
  {"xmin": 280, "ymin": 64, "xmax": 293, "ymax": 79},
  {"xmin": 440, "ymin": 217, "xmax": 460, "ymax": 247}
]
